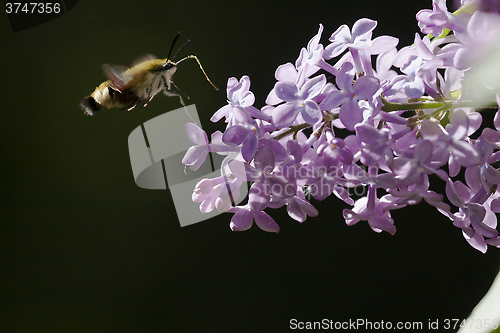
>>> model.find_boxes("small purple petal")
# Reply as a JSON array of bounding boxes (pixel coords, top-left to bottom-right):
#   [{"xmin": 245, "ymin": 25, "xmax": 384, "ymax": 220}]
[
  {"xmin": 266, "ymin": 88, "xmax": 281, "ymax": 106},
  {"xmin": 274, "ymin": 81, "xmax": 299, "ymax": 102},
  {"xmin": 446, "ymin": 180, "xmax": 465, "ymax": 208},
  {"xmin": 301, "ymin": 100, "xmax": 322, "ymax": 125},
  {"xmin": 287, "ymin": 199, "xmax": 306, "ymax": 222},
  {"xmin": 311, "ymin": 177, "xmax": 335, "ymax": 201},
  {"xmin": 329, "ymin": 24, "xmax": 351, "ymax": 42},
  {"xmin": 333, "ymin": 185, "xmax": 355, "ymax": 205},
  {"xmin": 275, "ymin": 62, "xmax": 298, "ymax": 82},
  {"xmin": 249, "ymin": 182, "xmax": 270, "ymax": 211},
  {"xmin": 227, "ymin": 159, "xmax": 252, "ymax": 181},
  {"xmin": 230, "ymin": 207, "xmax": 254, "ymax": 231},
  {"xmin": 254, "ymin": 145, "xmax": 275, "ymax": 172},
  {"xmin": 352, "ymin": 76, "xmax": 380, "ymax": 99},
  {"xmin": 495, "ymin": 109, "xmax": 500, "ymax": 131},
  {"xmin": 339, "ymin": 100, "xmax": 363, "ymax": 131},
  {"xmin": 352, "ymin": 18, "xmax": 377, "ymax": 39},
  {"xmin": 463, "ymin": 229, "xmax": 488, "ymax": 253},
  {"xmin": 483, "ymin": 164, "xmax": 500, "ymax": 185},
  {"xmin": 185, "ymin": 123, "xmax": 207, "ymax": 144},
  {"xmin": 287, "ymin": 140, "xmax": 303, "ymax": 162},
  {"xmin": 241, "ymin": 133, "xmax": 258, "ymax": 161},
  {"xmin": 414, "ymin": 140, "xmax": 433, "ymax": 164},
  {"xmin": 320, "ymin": 90, "xmax": 348, "ymax": 110},
  {"xmin": 454, "ymin": 47, "xmax": 475, "ymax": 71},
  {"xmin": 369, "ymin": 214, "xmax": 396, "ymax": 235},
  {"xmin": 254, "ymin": 211, "xmax": 280, "ymax": 233},
  {"xmin": 336, "ymin": 62, "xmax": 355, "ymax": 91},
  {"xmin": 343, "ymin": 208, "xmax": 362, "ymax": 226},
  {"xmin": 420, "ymin": 120, "xmax": 445, "ymax": 141},
  {"xmin": 355, "ymin": 124, "xmax": 383, "ymax": 143},
  {"xmin": 481, "ymin": 128, "xmax": 500, "ymax": 144},
  {"xmin": 273, "ymin": 103, "xmax": 301, "ymax": 128},
  {"xmin": 232, "ymin": 105, "xmax": 253, "ymax": 124},
  {"xmin": 295, "ymin": 197, "xmax": 318, "ymax": 217},
  {"xmin": 222, "ymin": 125, "xmax": 252, "ymax": 145},
  {"xmin": 239, "ymin": 91, "xmax": 256, "ymax": 108},
  {"xmin": 448, "ymin": 109, "xmax": 469, "ymax": 140},
  {"xmin": 261, "ymin": 139, "xmax": 288, "ymax": 162},
  {"xmin": 450, "ymin": 141, "xmax": 481, "ymax": 167},
  {"xmin": 404, "ymin": 76, "xmax": 425, "ymax": 99},
  {"xmin": 301, "ymin": 75, "xmax": 326, "ymax": 99},
  {"xmin": 468, "ymin": 203, "xmax": 498, "ymax": 238},
  {"xmin": 182, "ymin": 146, "xmax": 208, "ymax": 171},
  {"xmin": 324, "ymin": 41, "xmax": 348, "ymax": 59},
  {"xmin": 486, "ymin": 237, "xmax": 500, "ymax": 246},
  {"xmin": 491, "ymin": 198, "xmax": 500, "ymax": 213},
  {"xmin": 369, "ymin": 36, "xmax": 399, "ymax": 54},
  {"xmin": 210, "ymin": 104, "xmax": 231, "ymax": 123}
]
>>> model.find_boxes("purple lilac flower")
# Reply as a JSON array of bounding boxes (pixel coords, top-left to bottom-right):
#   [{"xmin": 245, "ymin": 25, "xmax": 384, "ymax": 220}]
[
  {"xmin": 343, "ymin": 186, "xmax": 397, "ymax": 235},
  {"xmin": 181, "ymin": 6, "xmax": 500, "ymax": 252},
  {"xmin": 354, "ymin": 123, "xmax": 410, "ymax": 166},
  {"xmin": 182, "ymin": 124, "xmax": 238, "ymax": 171},
  {"xmin": 272, "ymin": 74, "xmax": 326, "ymax": 127},
  {"xmin": 416, "ymin": 0, "xmax": 467, "ymax": 36},
  {"xmin": 192, "ymin": 175, "xmax": 243, "ymax": 213},
  {"xmin": 320, "ymin": 62, "xmax": 380, "ymax": 130},
  {"xmin": 368, "ymin": 36, "xmax": 399, "ymax": 81},
  {"xmin": 295, "ymin": 24, "xmax": 325, "ymax": 86},
  {"xmin": 228, "ymin": 203, "xmax": 280, "ymax": 233},
  {"xmin": 305, "ymin": 132, "xmax": 354, "ymax": 203},
  {"xmin": 388, "ymin": 33, "xmax": 446, "ymax": 99},
  {"xmin": 465, "ymin": 135, "xmax": 500, "ymax": 193},
  {"xmin": 420, "ymin": 109, "xmax": 481, "ymax": 176},
  {"xmin": 211, "ymin": 75, "xmax": 270, "ymax": 125},
  {"xmin": 324, "ymin": 18, "xmax": 377, "ymax": 74},
  {"xmin": 390, "ymin": 139, "xmax": 449, "ymax": 186},
  {"xmin": 266, "ymin": 63, "xmax": 299, "ymax": 105},
  {"xmin": 222, "ymin": 120, "xmax": 261, "ymax": 161},
  {"xmin": 441, "ymin": 179, "xmax": 499, "ymax": 252}
]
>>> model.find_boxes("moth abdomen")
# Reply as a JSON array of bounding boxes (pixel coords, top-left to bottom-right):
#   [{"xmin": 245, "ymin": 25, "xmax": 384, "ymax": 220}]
[{"xmin": 80, "ymin": 96, "xmax": 101, "ymax": 116}]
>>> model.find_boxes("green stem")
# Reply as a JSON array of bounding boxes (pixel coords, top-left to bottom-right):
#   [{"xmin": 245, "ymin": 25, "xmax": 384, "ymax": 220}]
[
  {"xmin": 381, "ymin": 100, "xmax": 498, "ymax": 112},
  {"xmin": 273, "ymin": 123, "xmax": 311, "ymax": 141},
  {"xmin": 381, "ymin": 101, "xmax": 451, "ymax": 112}
]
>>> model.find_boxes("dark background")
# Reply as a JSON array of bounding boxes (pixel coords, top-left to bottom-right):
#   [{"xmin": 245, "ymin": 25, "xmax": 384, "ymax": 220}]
[{"xmin": 1, "ymin": 1, "xmax": 499, "ymax": 332}]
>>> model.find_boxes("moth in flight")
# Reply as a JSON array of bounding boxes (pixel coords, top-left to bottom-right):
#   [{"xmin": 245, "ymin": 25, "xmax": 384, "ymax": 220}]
[{"xmin": 81, "ymin": 33, "xmax": 218, "ymax": 116}]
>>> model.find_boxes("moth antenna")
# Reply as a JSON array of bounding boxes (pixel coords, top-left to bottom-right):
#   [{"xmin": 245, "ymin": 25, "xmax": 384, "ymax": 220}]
[
  {"xmin": 171, "ymin": 40, "xmax": 191, "ymax": 61},
  {"xmin": 176, "ymin": 55, "xmax": 219, "ymax": 91},
  {"xmin": 167, "ymin": 32, "xmax": 181, "ymax": 60}
]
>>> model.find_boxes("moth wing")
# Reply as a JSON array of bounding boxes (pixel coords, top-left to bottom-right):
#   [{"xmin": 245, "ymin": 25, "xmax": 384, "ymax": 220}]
[
  {"xmin": 102, "ymin": 64, "xmax": 134, "ymax": 91},
  {"xmin": 131, "ymin": 54, "xmax": 157, "ymax": 67}
]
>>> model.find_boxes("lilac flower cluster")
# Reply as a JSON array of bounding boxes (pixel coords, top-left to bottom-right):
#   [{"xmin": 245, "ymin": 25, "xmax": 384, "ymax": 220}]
[{"xmin": 182, "ymin": 0, "xmax": 500, "ymax": 252}]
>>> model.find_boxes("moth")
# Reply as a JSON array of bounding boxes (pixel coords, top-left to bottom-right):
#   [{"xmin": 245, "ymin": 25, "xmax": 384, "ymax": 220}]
[{"xmin": 80, "ymin": 33, "xmax": 217, "ymax": 116}]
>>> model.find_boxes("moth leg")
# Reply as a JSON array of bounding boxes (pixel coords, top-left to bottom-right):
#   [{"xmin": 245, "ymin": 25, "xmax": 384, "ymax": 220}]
[
  {"xmin": 162, "ymin": 76, "xmax": 185, "ymax": 105},
  {"xmin": 127, "ymin": 102, "xmax": 140, "ymax": 111},
  {"xmin": 142, "ymin": 87, "xmax": 152, "ymax": 107},
  {"xmin": 143, "ymin": 73, "xmax": 162, "ymax": 107},
  {"xmin": 120, "ymin": 98, "xmax": 141, "ymax": 111}
]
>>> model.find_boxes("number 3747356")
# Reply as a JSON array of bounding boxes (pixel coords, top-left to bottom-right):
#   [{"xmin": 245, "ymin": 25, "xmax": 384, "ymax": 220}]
[{"xmin": 5, "ymin": 2, "xmax": 61, "ymax": 14}]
